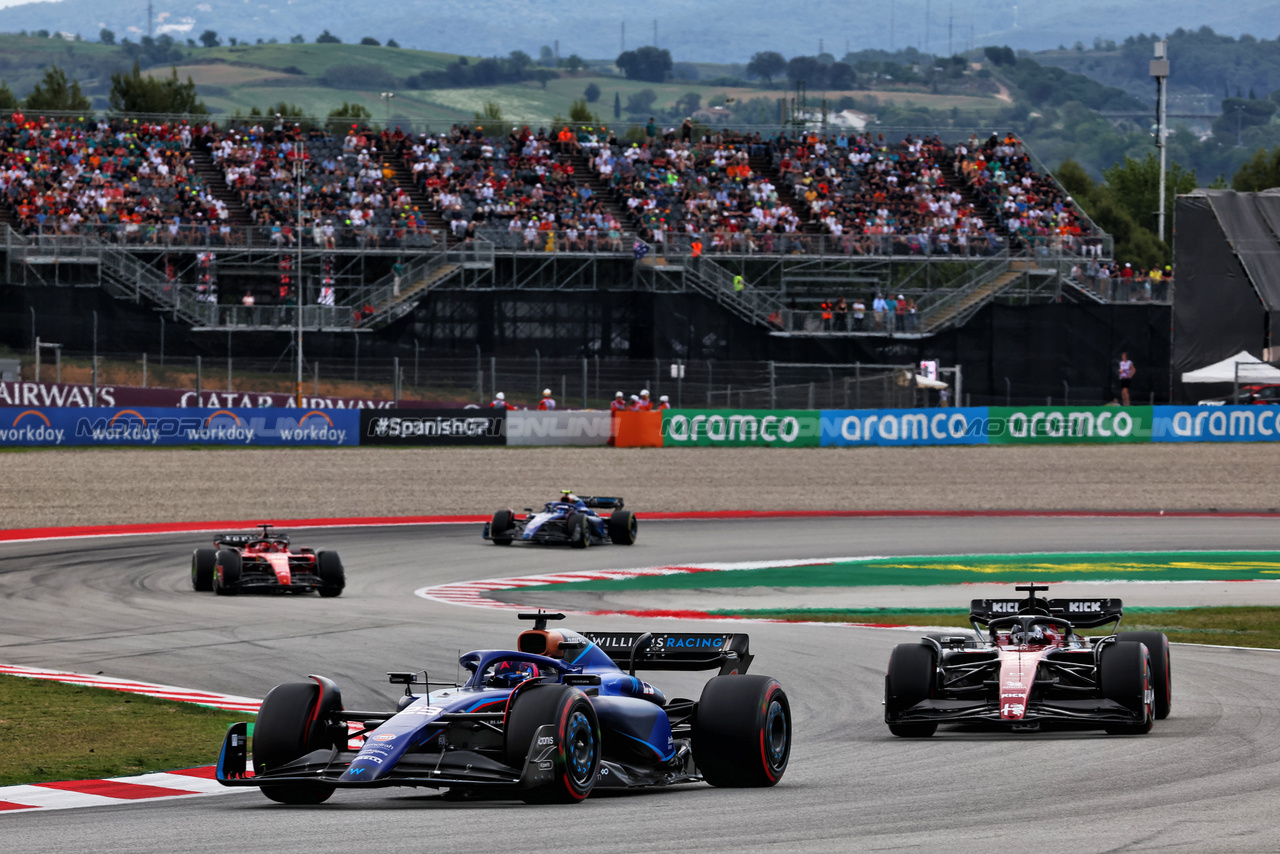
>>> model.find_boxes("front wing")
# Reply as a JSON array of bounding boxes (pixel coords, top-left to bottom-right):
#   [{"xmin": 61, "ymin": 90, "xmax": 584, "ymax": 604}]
[
  {"xmin": 481, "ymin": 520, "xmax": 607, "ymax": 546},
  {"xmin": 216, "ymin": 721, "xmax": 561, "ymax": 791},
  {"xmin": 231, "ymin": 564, "xmax": 326, "ymax": 592},
  {"xmin": 886, "ymin": 697, "xmax": 1144, "ymax": 727}
]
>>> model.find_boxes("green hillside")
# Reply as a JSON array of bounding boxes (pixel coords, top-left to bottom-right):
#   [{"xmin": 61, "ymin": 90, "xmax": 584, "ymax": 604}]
[{"xmin": 0, "ymin": 32, "xmax": 1006, "ymax": 127}]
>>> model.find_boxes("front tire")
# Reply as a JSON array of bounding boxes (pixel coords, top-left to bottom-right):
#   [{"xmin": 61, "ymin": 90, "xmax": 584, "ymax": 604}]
[
  {"xmin": 504, "ymin": 683, "xmax": 600, "ymax": 803},
  {"xmin": 607, "ymin": 509, "xmax": 637, "ymax": 545},
  {"xmin": 191, "ymin": 548, "xmax": 216, "ymax": 592},
  {"xmin": 567, "ymin": 513, "xmax": 589, "ymax": 549},
  {"xmin": 490, "ymin": 510, "xmax": 514, "ymax": 545},
  {"xmin": 316, "ymin": 551, "xmax": 345, "ymax": 598},
  {"xmin": 885, "ymin": 643, "xmax": 937, "ymax": 738},
  {"xmin": 1117, "ymin": 631, "xmax": 1171, "ymax": 719},
  {"xmin": 693, "ymin": 675, "xmax": 791, "ymax": 787},
  {"xmin": 253, "ymin": 681, "xmax": 341, "ymax": 804},
  {"xmin": 1101, "ymin": 641, "xmax": 1154, "ymax": 735},
  {"xmin": 213, "ymin": 549, "xmax": 241, "ymax": 596}
]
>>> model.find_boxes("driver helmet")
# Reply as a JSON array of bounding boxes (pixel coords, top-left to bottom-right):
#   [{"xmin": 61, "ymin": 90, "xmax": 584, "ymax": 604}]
[
  {"xmin": 487, "ymin": 660, "xmax": 540, "ymax": 688},
  {"xmin": 560, "ymin": 489, "xmax": 580, "ymax": 504},
  {"xmin": 1010, "ymin": 624, "xmax": 1048, "ymax": 645}
]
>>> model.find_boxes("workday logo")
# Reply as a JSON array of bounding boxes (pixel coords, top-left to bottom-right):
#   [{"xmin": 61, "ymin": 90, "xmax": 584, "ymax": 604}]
[{"xmin": 0, "ymin": 409, "xmax": 65, "ymax": 444}]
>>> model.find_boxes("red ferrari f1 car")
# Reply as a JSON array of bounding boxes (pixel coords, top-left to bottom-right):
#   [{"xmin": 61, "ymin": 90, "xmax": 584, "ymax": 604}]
[
  {"xmin": 191, "ymin": 525, "xmax": 345, "ymax": 597},
  {"xmin": 884, "ymin": 584, "xmax": 1170, "ymax": 736}
]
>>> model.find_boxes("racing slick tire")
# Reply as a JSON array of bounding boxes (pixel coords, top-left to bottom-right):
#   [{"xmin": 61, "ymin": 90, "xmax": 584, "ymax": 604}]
[
  {"xmin": 191, "ymin": 548, "xmax": 216, "ymax": 592},
  {"xmin": 567, "ymin": 513, "xmax": 590, "ymax": 549},
  {"xmin": 607, "ymin": 509, "xmax": 638, "ymax": 545},
  {"xmin": 213, "ymin": 548, "xmax": 241, "ymax": 596},
  {"xmin": 315, "ymin": 551, "xmax": 345, "ymax": 598},
  {"xmin": 253, "ymin": 681, "xmax": 341, "ymax": 804},
  {"xmin": 692, "ymin": 675, "xmax": 791, "ymax": 787},
  {"xmin": 490, "ymin": 510, "xmax": 515, "ymax": 546},
  {"xmin": 1116, "ymin": 631, "xmax": 1171, "ymax": 719},
  {"xmin": 1100, "ymin": 641, "xmax": 1155, "ymax": 735},
  {"xmin": 885, "ymin": 643, "xmax": 938, "ymax": 738},
  {"xmin": 504, "ymin": 683, "xmax": 600, "ymax": 804}
]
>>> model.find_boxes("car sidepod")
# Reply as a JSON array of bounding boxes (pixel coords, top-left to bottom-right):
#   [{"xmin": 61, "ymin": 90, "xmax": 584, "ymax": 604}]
[{"xmin": 592, "ymin": 696, "xmax": 675, "ymax": 767}]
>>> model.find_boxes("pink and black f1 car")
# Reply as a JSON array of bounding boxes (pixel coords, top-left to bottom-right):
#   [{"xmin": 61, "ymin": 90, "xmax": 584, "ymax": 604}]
[
  {"xmin": 191, "ymin": 525, "xmax": 345, "ymax": 597},
  {"xmin": 216, "ymin": 612, "xmax": 789, "ymax": 804},
  {"xmin": 884, "ymin": 584, "xmax": 1171, "ymax": 737}
]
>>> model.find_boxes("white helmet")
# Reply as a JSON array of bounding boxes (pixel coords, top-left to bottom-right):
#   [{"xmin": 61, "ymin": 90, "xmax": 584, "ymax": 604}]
[
  {"xmin": 640, "ymin": 389, "xmax": 650, "ymax": 397},
  {"xmin": 615, "ymin": 391, "xmax": 624, "ymax": 398},
  {"xmin": 630, "ymin": 394, "xmax": 640, "ymax": 402},
  {"xmin": 659, "ymin": 395, "xmax": 669, "ymax": 402},
  {"xmin": 496, "ymin": 392, "xmax": 505, "ymax": 400},
  {"xmin": 543, "ymin": 388, "xmax": 552, "ymax": 396}
]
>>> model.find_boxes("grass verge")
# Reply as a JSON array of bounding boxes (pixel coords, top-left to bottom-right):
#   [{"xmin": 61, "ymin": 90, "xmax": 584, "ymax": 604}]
[
  {"xmin": 708, "ymin": 606, "xmax": 1280, "ymax": 649},
  {"xmin": 0, "ymin": 675, "xmax": 250, "ymax": 786}
]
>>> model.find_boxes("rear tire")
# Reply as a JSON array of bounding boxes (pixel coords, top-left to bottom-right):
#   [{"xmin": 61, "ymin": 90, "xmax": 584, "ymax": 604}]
[
  {"xmin": 253, "ymin": 681, "xmax": 340, "ymax": 804},
  {"xmin": 191, "ymin": 548, "xmax": 216, "ymax": 592},
  {"xmin": 213, "ymin": 549, "xmax": 241, "ymax": 596},
  {"xmin": 504, "ymin": 683, "xmax": 599, "ymax": 803},
  {"xmin": 1117, "ymin": 631, "xmax": 1171, "ymax": 719},
  {"xmin": 693, "ymin": 675, "xmax": 791, "ymax": 787},
  {"xmin": 567, "ymin": 513, "xmax": 589, "ymax": 549},
  {"xmin": 885, "ymin": 643, "xmax": 937, "ymax": 738},
  {"xmin": 490, "ymin": 510, "xmax": 514, "ymax": 546},
  {"xmin": 1101, "ymin": 641, "xmax": 1154, "ymax": 735},
  {"xmin": 607, "ymin": 509, "xmax": 637, "ymax": 545},
  {"xmin": 316, "ymin": 551, "xmax": 345, "ymax": 598}
]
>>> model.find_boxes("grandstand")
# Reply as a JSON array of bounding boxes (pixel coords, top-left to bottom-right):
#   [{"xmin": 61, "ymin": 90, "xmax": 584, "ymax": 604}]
[{"xmin": 1, "ymin": 112, "xmax": 1142, "ymax": 365}]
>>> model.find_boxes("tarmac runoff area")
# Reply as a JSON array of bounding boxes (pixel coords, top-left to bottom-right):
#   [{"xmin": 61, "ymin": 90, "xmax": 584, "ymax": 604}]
[
  {"xmin": 493, "ymin": 580, "xmax": 1280, "ymax": 614},
  {"xmin": 482, "ymin": 550, "xmax": 1280, "ymax": 614}
]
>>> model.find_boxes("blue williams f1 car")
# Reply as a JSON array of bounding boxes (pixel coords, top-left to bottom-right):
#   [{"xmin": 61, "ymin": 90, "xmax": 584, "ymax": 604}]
[
  {"xmin": 483, "ymin": 492, "xmax": 637, "ymax": 548},
  {"xmin": 216, "ymin": 612, "xmax": 790, "ymax": 804}
]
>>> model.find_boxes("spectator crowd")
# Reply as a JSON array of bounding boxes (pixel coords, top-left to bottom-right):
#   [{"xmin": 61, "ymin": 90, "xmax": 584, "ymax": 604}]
[{"xmin": 1, "ymin": 113, "xmax": 1170, "ymax": 320}]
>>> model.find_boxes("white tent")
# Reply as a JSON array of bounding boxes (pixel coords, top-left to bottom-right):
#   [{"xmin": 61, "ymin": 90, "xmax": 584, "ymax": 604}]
[{"xmin": 1181, "ymin": 351, "xmax": 1280, "ymax": 383}]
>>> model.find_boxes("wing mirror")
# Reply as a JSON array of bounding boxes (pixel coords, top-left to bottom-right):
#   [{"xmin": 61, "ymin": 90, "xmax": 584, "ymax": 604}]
[{"xmin": 629, "ymin": 632, "xmax": 654, "ymax": 676}]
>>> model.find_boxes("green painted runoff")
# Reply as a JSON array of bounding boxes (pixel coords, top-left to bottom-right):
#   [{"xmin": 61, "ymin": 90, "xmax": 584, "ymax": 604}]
[{"xmin": 521, "ymin": 551, "xmax": 1280, "ymax": 592}]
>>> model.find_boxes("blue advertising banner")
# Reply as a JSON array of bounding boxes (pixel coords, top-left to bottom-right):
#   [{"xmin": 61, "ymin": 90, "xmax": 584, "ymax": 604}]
[
  {"xmin": 0, "ymin": 407, "xmax": 360, "ymax": 447},
  {"xmin": 1151, "ymin": 405, "xmax": 1280, "ymax": 442},
  {"xmin": 820, "ymin": 408, "xmax": 990, "ymax": 446}
]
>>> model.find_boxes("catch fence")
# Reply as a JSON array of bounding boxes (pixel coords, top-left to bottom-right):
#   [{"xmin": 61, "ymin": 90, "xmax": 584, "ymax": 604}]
[{"xmin": 10, "ymin": 350, "xmax": 956, "ymax": 411}]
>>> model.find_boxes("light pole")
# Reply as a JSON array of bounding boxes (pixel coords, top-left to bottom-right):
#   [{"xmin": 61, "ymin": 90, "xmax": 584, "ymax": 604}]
[
  {"xmin": 294, "ymin": 139, "xmax": 306, "ymax": 405},
  {"xmin": 380, "ymin": 92, "xmax": 395, "ymax": 127},
  {"xmin": 1150, "ymin": 40, "xmax": 1169, "ymax": 242}
]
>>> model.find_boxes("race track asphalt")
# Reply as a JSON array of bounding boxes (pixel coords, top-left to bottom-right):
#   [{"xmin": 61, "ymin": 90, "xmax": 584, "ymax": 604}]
[{"xmin": 3, "ymin": 515, "xmax": 1280, "ymax": 853}]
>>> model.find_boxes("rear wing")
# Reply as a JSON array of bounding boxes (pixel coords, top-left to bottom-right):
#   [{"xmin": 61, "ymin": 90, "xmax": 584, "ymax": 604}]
[
  {"xmin": 969, "ymin": 598, "xmax": 1123, "ymax": 629},
  {"xmin": 580, "ymin": 631, "xmax": 752, "ymax": 675},
  {"xmin": 579, "ymin": 496, "xmax": 624, "ymax": 510},
  {"xmin": 215, "ymin": 532, "xmax": 290, "ymax": 547}
]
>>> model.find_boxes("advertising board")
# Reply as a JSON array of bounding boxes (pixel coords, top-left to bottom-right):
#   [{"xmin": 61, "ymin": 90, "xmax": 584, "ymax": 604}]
[
  {"xmin": 0, "ymin": 407, "xmax": 359, "ymax": 446},
  {"xmin": 358, "ymin": 409, "xmax": 506, "ymax": 446}
]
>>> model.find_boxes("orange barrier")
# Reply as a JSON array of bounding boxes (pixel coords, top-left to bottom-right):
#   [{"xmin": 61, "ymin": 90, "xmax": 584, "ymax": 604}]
[{"xmin": 612, "ymin": 411, "xmax": 664, "ymax": 447}]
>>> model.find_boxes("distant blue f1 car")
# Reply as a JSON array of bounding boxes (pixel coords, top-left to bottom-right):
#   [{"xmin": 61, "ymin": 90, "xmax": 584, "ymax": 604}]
[
  {"xmin": 483, "ymin": 491, "xmax": 637, "ymax": 548},
  {"xmin": 216, "ymin": 612, "xmax": 790, "ymax": 804}
]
